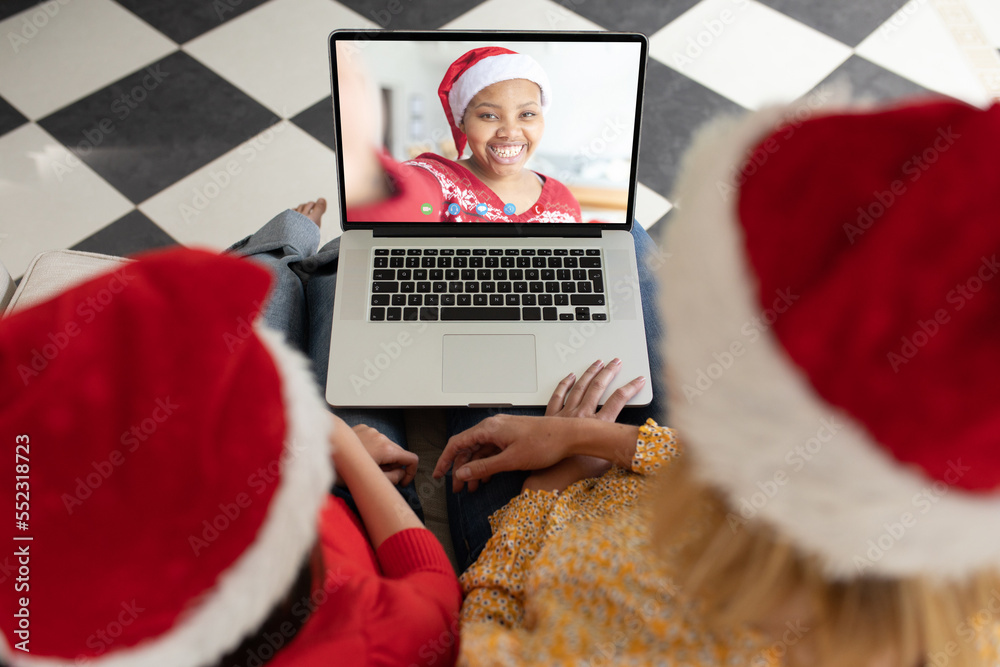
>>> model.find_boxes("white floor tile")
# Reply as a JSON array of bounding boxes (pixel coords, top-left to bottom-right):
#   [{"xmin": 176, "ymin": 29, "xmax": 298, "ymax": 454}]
[
  {"xmin": 139, "ymin": 121, "xmax": 341, "ymax": 250},
  {"xmin": 183, "ymin": 0, "xmax": 376, "ymax": 119},
  {"xmin": 634, "ymin": 182, "xmax": 673, "ymax": 230},
  {"xmin": 0, "ymin": 0, "xmax": 176, "ymax": 120},
  {"xmin": 856, "ymin": 0, "xmax": 991, "ymax": 106},
  {"xmin": 442, "ymin": 0, "xmax": 604, "ymax": 30},
  {"xmin": 648, "ymin": 0, "xmax": 852, "ymax": 109},
  {"xmin": 0, "ymin": 124, "xmax": 134, "ymax": 277}
]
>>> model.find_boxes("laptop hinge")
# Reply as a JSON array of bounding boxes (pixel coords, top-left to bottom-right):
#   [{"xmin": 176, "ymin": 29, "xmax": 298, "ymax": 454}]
[{"xmin": 369, "ymin": 225, "xmax": 604, "ymax": 239}]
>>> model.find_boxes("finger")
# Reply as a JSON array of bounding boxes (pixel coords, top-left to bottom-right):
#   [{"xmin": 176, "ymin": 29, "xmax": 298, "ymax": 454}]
[
  {"xmin": 451, "ymin": 448, "xmax": 473, "ymax": 493},
  {"xmin": 384, "ymin": 468, "xmax": 405, "ymax": 485},
  {"xmin": 597, "ymin": 375, "xmax": 646, "ymax": 420},
  {"xmin": 563, "ymin": 359, "xmax": 605, "ymax": 411},
  {"xmin": 400, "ymin": 450, "xmax": 419, "ymax": 487},
  {"xmin": 434, "ymin": 417, "xmax": 501, "ymax": 478},
  {"xmin": 455, "ymin": 451, "xmax": 508, "ymax": 486},
  {"xmin": 545, "ymin": 372, "xmax": 577, "ymax": 416},
  {"xmin": 580, "ymin": 358, "xmax": 624, "ymax": 412}
]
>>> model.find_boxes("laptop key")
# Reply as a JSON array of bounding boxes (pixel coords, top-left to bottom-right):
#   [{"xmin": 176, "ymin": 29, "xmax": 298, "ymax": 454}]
[
  {"xmin": 446, "ymin": 269, "xmax": 459, "ymax": 280},
  {"xmin": 561, "ymin": 282, "xmax": 576, "ymax": 293},
  {"xmin": 461, "ymin": 269, "xmax": 475, "ymax": 280},
  {"xmin": 482, "ymin": 281, "xmax": 496, "ymax": 293},
  {"xmin": 391, "ymin": 294, "xmax": 406, "ymax": 306},
  {"xmin": 564, "ymin": 257, "xmax": 578, "ymax": 268},
  {"xmin": 525, "ymin": 269, "xmax": 539, "ymax": 280},
  {"xmin": 422, "ymin": 256, "xmax": 435, "ymax": 268},
  {"xmin": 454, "ymin": 256, "xmax": 468, "ymax": 267},
  {"xmin": 375, "ymin": 248, "xmax": 389, "ymax": 255},
  {"xmin": 538, "ymin": 294, "xmax": 553, "ymax": 306},
  {"xmin": 458, "ymin": 294, "xmax": 472, "ymax": 306},
  {"xmin": 417, "ymin": 282, "xmax": 431, "ymax": 293},
  {"xmin": 522, "ymin": 294, "xmax": 537, "ymax": 306},
  {"xmin": 408, "ymin": 294, "xmax": 422, "ymax": 306},
  {"xmin": 577, "ymin": 281, "xmax": 592, "ymax": 293},
  {"xmin": 576, "ymin": 307, "xmax": 591, "ymax": 321},
  {"xmin": 586, "ymin": 249, "xmax": 600, "ymax": 255},
  {"xmin": 374, "ymin": 257, "xmax": 388, "ymax": 268},
  {"xmin": 406, "ymin": 257, "xmax": 420, "ymax": 268},
  {"xmin": 424, "ymin": 249, "xmax": 438, "ymax": 255},
  {"xmin": 449, "ymin": 281, "xmax": 464, "ymax": 293},
  {"xmin": 593, "ymin": 277, "xmax": 605, "ymax": 294},
  {"xmin": 442, "ymin": 294, "xmax": 456, "ymax": 306},
  {"xmin": 457, "ymin": 249, "xmax": 471, "ymax": 256},
  {"xmin": 580, "ymin": 257, "xmax": 601, "ymax": 268},
  {"xmin": 403, "ymin": 307, "xmax": 418, "ymax": 321},
  {"xmin": 498, "ymin": 282, "xmax": 512, "ymax": 293},
  {"xmin": 505, "ymin": 294, "xmax": 519, "ymax": 306},
  {"xmin": 390, "ymin": 257, "xmax": 404, "ymax": 268},
  {"xmin": 397, "ymin": 269, "xmax": 412, "ymax": 280},
  {"xmin": 554, "ymin": 249, "xmax": 568, "ymax": 256},
  {"xmin": 571, "ymin": 295, "xmax": 605, "ymax": 306},
  {"xmin": 433, "ymin": 282, "xmax": 447, "ymax": 293},
  {"xmin": 477, "ymin": 269, "xmax": 491, "ymax": 280},
  {"xmin": 516, "ymin": 257, "xmax": 531, "ymax": 268},
  {"xmin": 372, "ymin": 269, "xmax": 394, "ymax": 280},
  {"xmin": 441, "ymin": 307, "xmax": 520, "ymax": 321},
  {"xmin": 390, "ymin": 249, "xmax": 405, "ymax": 256},
  {"xmin": 370, "ymin": 307, "xmax": 386, "ymax": 321},
  {"xmin": 555, "ymin": 294, "xmax": 569, "ymax": 306},
  {"xmin": 522, "ymin": 307, "xmax": 541, "ymax": 321},
  {"xmin": 430, "ymin": 269, "xmax": 443, "ymax": 280},
  {"xmin": 473, "ymin": 294, "xmax": 487, "ymax": 305},
  {"xmin": 420, "ymin": 307, "xmax": 439, "ymax": 321},
  {"xmin": 545, "ymin": 281, "xmax": 560, "ymax": 293},
  {"xmin": 572, "ymin": 269, "xmax": 586, "ymax": 281},
  {"xmin": 513, "ymin": 282, "xmax": 528, "ymax": 293},
  {"xmin": 425, "ymin": 294, "xmax": 439, "ymax": 306},
  {"xmin": 493, "ymin": 294, "xmax": 507, "ymax": 306},
  {"xmin": 529, "ymin": 282, "xmax": 544, "ymax": 293},
  {"xmin": 570, "ymin": 249, "xmax": 585, "ymax": 256},
  {"xmin": 559, "ymin": 313, "xmax": 574, "ymax": 321},
  {"xmin": 413, "ymin": 269, "xmax": 427, "ymax": 280},
  {"xmin": 543, "ymin": 307, "xmax": 558, "ymax": 321},
  {"xmin": 372, "ymin": 281, "xmax": 398, "ymax": 293},
  {"xmin": 593, "ymin": 313, "xmax": 608, "ymax": 321},
  {"xmin": 465, "ymin": 282, "xmax": 479, "ymax": 293},
  {"xmin": 386, "ymin": 307, "xmax": 402, "ymax": 321},
  {"xmin": 371, "ymin": 294, "xmax": 390, "ymax": 306},
  {"xmin": 400, "ymin": 282, "xmax": 415, "ymax": 293}
]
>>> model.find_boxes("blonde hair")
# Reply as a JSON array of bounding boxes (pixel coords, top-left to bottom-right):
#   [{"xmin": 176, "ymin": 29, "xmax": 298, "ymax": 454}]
[{"xmin": 649, "ymin": 455, "xmax": 1000, "ymax": 667}]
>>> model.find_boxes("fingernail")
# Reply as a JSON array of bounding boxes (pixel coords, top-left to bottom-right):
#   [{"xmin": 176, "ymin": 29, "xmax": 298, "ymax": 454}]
[
  {"xmin": 611, "ymin": 358, "xmax": 622, "ymax": 366},
  {"xmin": 637, "ymin": 376, "xmax": 646, "ymax": 384},
  {"xmin": 566, "ymin": 372, "xmax": 576, "ymax": 381},
  {"xmin": 593, "ymin": 359, "xmax": 604, "ymax": 368},
  {"xmin": 457, "ymin": 467, "xmax": 470, "ymax": 480}
]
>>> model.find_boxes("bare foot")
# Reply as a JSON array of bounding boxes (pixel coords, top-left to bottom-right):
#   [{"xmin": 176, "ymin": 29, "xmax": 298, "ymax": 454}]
[{"xmin": 294, "ymin": 198, "xmax": 326, "ymax": 227}]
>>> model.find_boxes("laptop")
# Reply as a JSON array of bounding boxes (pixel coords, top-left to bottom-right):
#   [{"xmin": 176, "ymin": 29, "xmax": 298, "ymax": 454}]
[{"xmin": 326, "ymin": 30, "xmax": 652, "ymax": 408}]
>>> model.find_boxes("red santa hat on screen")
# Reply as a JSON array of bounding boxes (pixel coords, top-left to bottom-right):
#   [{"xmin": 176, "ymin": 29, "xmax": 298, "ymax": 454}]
[
  {"xmin": 438, "ymin": 46, "xmax": 552, "ymax": 157},
  {"xmin": 0, "ymin": 249, "xmax": 333, "ymax": 666},
  {"xmin": 659, "ymin": 96, "xmax": 1000, "ymax": 580}
]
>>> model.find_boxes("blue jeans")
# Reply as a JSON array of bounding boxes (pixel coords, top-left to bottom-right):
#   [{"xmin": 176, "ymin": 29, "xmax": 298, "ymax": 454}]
[{"xmin": 228, "ymin": 211, "xmax": 666, "ymax": 570}]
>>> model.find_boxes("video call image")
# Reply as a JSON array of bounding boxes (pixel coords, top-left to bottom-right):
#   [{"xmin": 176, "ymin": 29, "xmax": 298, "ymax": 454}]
[{"xmin": 336, "ymin": 39, "xmax": 642, "ymax": 225}]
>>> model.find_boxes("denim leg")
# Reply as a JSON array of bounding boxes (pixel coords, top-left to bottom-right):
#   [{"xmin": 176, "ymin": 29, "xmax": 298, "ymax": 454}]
[
  {"xmin": 226, "ymin": 209, "xmax": 320, "ymax": 355},
  {"xmin": 301, "ymin": 237, "xmax": 422, "ymax": 520},
  {"xmin": 443, "ymin": 406, "xmax": 540, "ymax": 573},
  {"xmin": 442, "ymin": 222, "xmax": 668, "ymax": 572}
]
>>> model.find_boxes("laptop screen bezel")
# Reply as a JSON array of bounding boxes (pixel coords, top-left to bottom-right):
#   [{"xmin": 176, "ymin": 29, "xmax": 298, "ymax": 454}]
[{"xmin": 329, "ymin": 29, "xmax": 648, "ymax": 237}]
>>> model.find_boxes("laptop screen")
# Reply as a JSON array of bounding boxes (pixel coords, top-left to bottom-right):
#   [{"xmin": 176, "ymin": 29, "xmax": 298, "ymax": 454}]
[{"xmin": 330, "ymin": 31, "xmax": 647, "ymax": 230}]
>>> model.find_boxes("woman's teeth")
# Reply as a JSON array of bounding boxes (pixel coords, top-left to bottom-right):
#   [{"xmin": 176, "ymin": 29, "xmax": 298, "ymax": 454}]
[{"xmin": 489, "ymin": 144, "xmax": 524, "ymax": 159}]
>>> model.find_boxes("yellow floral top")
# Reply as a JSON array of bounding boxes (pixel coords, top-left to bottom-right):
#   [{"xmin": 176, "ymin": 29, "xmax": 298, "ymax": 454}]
[{"xmin": 458, "ymin": 420, "xmax": 780, "ymax": 666}]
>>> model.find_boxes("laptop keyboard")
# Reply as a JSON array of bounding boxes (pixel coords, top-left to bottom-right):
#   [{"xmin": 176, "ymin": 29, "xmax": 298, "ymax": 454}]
[{"xmin": 369, "ymin": 247, "xmax": 608, "ymax": 322}]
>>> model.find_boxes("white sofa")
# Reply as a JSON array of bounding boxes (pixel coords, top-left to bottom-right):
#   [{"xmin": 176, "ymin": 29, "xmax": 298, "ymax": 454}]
[{"xmin": 2, "ymin": 250, "xmax": 456, "ymax": 569}]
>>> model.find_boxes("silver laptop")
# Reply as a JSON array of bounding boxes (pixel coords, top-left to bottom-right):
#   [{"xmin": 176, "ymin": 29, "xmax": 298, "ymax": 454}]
[{"xmin": 326, "ymin": 30, "xmax": 652, "ymax": 408}]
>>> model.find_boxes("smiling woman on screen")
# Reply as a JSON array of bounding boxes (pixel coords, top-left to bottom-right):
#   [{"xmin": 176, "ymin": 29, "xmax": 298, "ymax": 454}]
[{"xmin": 343, "ymin": 46, "xmax": 583, "ymax": 223}]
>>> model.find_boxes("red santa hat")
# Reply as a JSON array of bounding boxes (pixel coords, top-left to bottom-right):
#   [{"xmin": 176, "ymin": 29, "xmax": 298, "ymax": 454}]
[
  {"xmin": 660, "ymin": 96, "xmax": 1000, "ymax": 580},
  {"xmin": 438, "ymin": 46, "xmax": 552, "ymax": 157},
  {"xmin": 0, "ymin": 248, "xmax": 334, "ymax": 665}
]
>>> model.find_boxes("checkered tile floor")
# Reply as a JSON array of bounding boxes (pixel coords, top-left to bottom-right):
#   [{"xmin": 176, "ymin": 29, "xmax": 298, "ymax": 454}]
[{"xmin": 1, "ymin": 0, "xmax": 996, "ymax": 279}]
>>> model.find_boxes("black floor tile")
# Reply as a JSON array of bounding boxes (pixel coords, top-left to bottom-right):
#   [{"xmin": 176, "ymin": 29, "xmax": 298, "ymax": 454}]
[
  {"xmin": 755, "ymin": 0, "xmax": 909, "ymax": 47},
  {"xmin": 71, "ymin": 209, "xmax": 179, "ymax": 257},
  {"xmin": 0, "ymin": 95, "xmax": 28, "ymax": 137},
  {"xmin": 637, "ymin": 58, "xmax": 744, "ymax": 200},
  {"xmin": 810, "ymin": 55, "xmax": 950, "ymax": 103},
  {"xmin": 38, "ymin": 51, "xmax": 280, "ymax": 204},
  {"xmin": 114, "ymin": 0, "xmax": 272, "ymax": 43},
  {"xmin": 563, "ymin": 0, "xmax": 701, "ymax": 36},
  {"xmin": 0, "ymin": 0, "xmax": 44, "ymax": 22},
  {"xmin": 336, "ymin": 0, "xmax": 490, "ymax": 29},
  {"xmin": 292, "ymin": 97, "xmax": 337, "ymax": 152}
]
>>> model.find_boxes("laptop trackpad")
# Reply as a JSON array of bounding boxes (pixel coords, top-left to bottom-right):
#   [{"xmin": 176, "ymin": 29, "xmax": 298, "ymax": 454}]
[{"xmin": 442, "ymin": 335, "xmax": 537, "ymax": 394}]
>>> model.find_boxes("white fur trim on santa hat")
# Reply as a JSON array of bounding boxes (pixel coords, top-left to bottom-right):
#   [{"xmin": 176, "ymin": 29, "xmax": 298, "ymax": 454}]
[
  {"xmin": 660, "ymin": 95, "xmax": 1000, "ymax": 581},
  {"xmin": 448, "ymin": 53, "xmax": 551, "ymax": 126},
  {"xmin": 0, "ymin": 325, "xmax": 334, "ymax": 667}
]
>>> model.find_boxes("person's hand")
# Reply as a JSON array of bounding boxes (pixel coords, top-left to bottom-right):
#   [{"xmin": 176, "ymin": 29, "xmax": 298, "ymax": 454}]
[
  {"xmin": 335, "ymin": 42, "xmax": 390, "ymax": 208},
  {"xmin": 433, "ymin": 358, "xmax": 644, "ymax": 492},
  {"xmin": 545, "ymin": 357, "xmax": 645, "ymax": 421},
  {"xmin": 342, "ymin": 424, "xmax": 418, "ymax": 487},
  {"xmin": 521, "ymin": 455, "xmax": 611, "ymax": 493}
]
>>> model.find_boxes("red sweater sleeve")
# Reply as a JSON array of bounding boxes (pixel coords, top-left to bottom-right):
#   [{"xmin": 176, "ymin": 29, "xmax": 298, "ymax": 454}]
[
  {"xmin": 269, "ymin": 498, "xmax": 461, "ymax": 667},
  {"xmin": 346, "ymin": 151, "xmax": 446, "ymax": 222}
]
